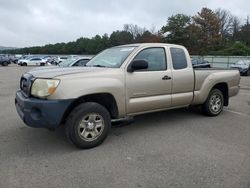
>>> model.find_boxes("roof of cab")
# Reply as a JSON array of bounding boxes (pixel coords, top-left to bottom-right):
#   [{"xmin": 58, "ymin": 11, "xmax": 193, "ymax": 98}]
[{"xmin": 116, "ymin": 43, "xmax": 185, "ymax": 49}]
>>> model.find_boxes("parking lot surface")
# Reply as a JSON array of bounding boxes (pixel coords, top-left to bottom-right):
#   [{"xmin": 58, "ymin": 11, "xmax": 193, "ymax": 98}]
[{"xmin": 0, "ymin": 65, "xmax": 250, "ymax": 188}]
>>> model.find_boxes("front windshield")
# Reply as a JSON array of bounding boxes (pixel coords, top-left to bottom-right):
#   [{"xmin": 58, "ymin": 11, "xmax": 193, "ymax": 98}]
[
  {"xmin": 86, "ymin": 47, "xmax": 136, "ymax": 68},
  {"xmin": 59, "ymin": 58, "xmax": 77, "ymax": 67}
]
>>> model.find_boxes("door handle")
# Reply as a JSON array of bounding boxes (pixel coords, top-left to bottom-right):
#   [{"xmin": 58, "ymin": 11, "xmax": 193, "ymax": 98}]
[{"xmin": 162, "ymin": 75, "xmax": 172, "ymax": 80}]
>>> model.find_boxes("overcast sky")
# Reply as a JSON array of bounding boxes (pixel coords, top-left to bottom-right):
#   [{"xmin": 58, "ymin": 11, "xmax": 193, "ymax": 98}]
[{"xmin": 0, "ymin": 0, "xmax": 249, "ymax": 47}]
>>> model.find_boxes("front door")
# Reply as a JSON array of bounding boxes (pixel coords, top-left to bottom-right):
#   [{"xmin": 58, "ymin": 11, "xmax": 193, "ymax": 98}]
[{"xmin": 125, "ymin": 47, "xmax": 172, "ymax": 115}]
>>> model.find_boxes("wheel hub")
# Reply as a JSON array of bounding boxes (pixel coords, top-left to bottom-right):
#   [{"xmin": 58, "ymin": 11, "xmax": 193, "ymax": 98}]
[
  {"xmin": 78, "ymin": 113, "xmax": 105, "ymax": 142},
  {"xmin": 210, "ymin": 94, "xmax": 222, "ymax": 113},
  {"xmin": 87, "ymin": 122, "xmax": 95, "ymax": 130}
]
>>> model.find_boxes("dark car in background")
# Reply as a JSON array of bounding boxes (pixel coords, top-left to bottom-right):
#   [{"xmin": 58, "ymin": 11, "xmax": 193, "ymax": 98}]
[
  {"xmin": 192, "ymin": 58, "xmax": 211, "ymax": 68},
  {"xmin": 8, "ymin": 55, "xmax": 19, "ymax": 64},
  {"xmin": 0, "ymin": 56, "xmax": 11, "ymax": 66},
  {"xmin": 230, "ymin": 60, "xmax": 250, "ymax": 76}
]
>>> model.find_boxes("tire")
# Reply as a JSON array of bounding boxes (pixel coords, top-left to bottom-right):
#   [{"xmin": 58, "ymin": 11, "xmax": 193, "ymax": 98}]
[
  {"xmin": 23, "ymin": 63, "xmax": 27, "ymax": 66},
  {"xmin": 2, "ymin": 62, "xmax": 8, "ymax": 66},
  {"xmin": 202, "ymin": 89, "xmax": 224, "ymax": 116},
  {"xmin": 65, "ymin": 102, "xmax": 111, "ymax": 149},
  {"xmin": 247, "ymin": 69, "xmax": 250, "ymax": 76},
  {"xmin": 40, "ymin": 63, "xmax": 45, "ymax": 66}
]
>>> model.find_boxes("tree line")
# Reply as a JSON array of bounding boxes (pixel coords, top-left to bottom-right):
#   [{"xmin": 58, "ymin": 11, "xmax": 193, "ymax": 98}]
[{"xmin": 3, "ymin": 7, "xmax": 250, "ymax": 55}]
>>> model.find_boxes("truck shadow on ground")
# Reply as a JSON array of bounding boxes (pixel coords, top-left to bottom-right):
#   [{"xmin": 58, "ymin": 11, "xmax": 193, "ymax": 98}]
[
  {"xmin": 2, "ymin": 106, "xmax": 208, "ymax": 156},
  {"xmin": 109, "ymin": 106, "xmax": 204, "ymax": 135}
]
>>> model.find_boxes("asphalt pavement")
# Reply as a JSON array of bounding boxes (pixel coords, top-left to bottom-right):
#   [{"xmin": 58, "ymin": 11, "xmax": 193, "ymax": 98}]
[{"xmin": 0, "ymin": 65, "xmax": 249, "ymax": 188}]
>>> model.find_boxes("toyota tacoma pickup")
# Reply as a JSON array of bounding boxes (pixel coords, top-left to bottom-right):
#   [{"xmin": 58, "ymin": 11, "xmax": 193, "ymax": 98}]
[{"xmin": 15, "ymin": 43, "xmax": 240, "ymax": 149}]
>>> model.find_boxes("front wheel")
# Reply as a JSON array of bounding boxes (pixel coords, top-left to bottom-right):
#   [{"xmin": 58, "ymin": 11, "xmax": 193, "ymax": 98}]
[
  {"xmin": 202, "ymin": 89, "xmax": 224, "ymax": 116},
  {"xmin": 2, "ymin": 62, "xmax": 8, "ymax": 66},
  {"xmin": 65, "ymin": 102, "xmax": 111, "ymax": 149}
]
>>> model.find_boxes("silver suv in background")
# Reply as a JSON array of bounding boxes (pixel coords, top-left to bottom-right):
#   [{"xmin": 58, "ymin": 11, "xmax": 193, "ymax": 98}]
[
  {"xmin": 230, "ymin": 60, "xmax": 250, "ymax": 76},
  {"xmin": 58, "ymin": 57, "xmax": 91, "ymax": 67}
]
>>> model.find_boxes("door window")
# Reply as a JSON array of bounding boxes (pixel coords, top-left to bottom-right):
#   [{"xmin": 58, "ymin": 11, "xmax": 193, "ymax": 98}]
[
  {"xmin": 133, "ymin": 48, "xmax": 167, "ymax": 71},
  {"xmin": 170, "ymin": 48, "xmax": 187, "ymax": 70}
]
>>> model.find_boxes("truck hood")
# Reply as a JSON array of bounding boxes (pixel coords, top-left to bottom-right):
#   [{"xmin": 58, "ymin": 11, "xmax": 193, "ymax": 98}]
[
  {"xmin": 28, "ymin": 67, "xmax": 110, "ymax": 78},
  {"xmin": 31, "ymin": 66, "xmax": 58, "ymax": 72}
]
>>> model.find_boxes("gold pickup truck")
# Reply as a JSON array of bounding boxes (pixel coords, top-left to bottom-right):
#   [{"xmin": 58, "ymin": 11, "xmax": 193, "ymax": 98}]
[{"xmin": 15, "ymin": 43, "xmax": 240, "ymax": 149}]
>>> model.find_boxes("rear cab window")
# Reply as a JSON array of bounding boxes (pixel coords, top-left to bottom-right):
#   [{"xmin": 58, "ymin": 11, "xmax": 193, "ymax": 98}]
[{"xmin": 170, "ymin": 48, "xmax": 187, "ymax": 70}]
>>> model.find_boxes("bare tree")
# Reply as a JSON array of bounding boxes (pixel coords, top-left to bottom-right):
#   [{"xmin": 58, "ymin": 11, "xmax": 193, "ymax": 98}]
[
  {"xmin": 246, "ymin": 15, "xmax": 250, "ymax": 26},
  {"xmin": 231, "ymin": 16, "xmax": 241, "ymax": 39},
  {"xmin": 123, "ymin": 24, "xmax": 146, "ymax": 39},
  {"xmin": 149, "ymin": 25, "xmax": 156, "ymax": 34},
  {"xmin": 215, "ymin": 8, "xmax": 234, "ymax": 36}
]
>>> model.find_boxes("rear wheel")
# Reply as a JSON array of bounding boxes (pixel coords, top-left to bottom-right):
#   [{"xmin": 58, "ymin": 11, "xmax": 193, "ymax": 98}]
[
  {"xmin": 23, "ymin": 63, "xmax": 27, "ymax": 66},
  {"xmin": 202, "ymin": 89, "xmax": 224, "ymax": 116},
  {"xmin": 65, "ymin": 102, "xmax": 111, "ymax": 149}
]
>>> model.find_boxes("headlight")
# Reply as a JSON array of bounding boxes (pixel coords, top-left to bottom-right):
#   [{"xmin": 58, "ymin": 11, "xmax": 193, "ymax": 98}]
[{"xmin": 31, "ymin": 78, "xmax": 60, "ymax": 98}]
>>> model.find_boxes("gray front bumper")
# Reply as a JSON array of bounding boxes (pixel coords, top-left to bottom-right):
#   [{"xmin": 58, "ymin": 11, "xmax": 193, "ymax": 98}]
[{"xmin": 15, "ymin": 90, "xmax": 73, "ymax": 128}]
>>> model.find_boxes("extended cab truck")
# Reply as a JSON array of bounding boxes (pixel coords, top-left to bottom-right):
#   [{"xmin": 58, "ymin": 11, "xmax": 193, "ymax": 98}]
[{"xmin": 15, "ymin": 43, "xmax": 240, "ymax": 149}]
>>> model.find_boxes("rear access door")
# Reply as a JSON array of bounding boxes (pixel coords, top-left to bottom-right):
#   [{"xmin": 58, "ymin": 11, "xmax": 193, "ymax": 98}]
[{"xmin": 169, "ymin": 47, "xmax": 195, "ymax": 107}]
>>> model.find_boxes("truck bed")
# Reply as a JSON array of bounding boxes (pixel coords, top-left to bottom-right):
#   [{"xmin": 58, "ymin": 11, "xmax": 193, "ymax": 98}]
[
  {"xmin": 192, "ymin": 68, "xmax": 240, "ymax": 105},
  {"xmin": 194, "ymin": 68, "xmax": 239, "ymax": 90}
]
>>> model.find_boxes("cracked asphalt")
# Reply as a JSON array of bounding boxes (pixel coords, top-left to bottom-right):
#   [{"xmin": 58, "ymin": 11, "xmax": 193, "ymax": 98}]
[{"xmin": 0, "ymin": 65, "xmax": 250, "ymax": 188}]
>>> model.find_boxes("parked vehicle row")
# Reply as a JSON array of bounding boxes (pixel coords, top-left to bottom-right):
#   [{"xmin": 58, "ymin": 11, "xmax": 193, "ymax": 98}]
[
  {"xmin": 17, "ymin": 55, "xmax": 56, "ymax": 66},
  {"xmin": 16, "ymin": 55, "xmax": 92, "ymax": 67},
  {"xmin": 32, "ymin": 57, "xmax": 92, "ymax": 71},
  {"xmin": 191, "ymin": 58, "xmax": 250, "ymax": 76},
  {"xmin": 2, "ymin": 52, "xmax": 250, "ymax": 77}
]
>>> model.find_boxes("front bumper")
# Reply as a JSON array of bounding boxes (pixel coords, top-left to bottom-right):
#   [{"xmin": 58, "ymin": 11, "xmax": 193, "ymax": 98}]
[
  {"xmin": 15, "ymin": 90, "xmax": 73, "ymax": 128},
  {"xmin": 240, "ymin": 69, "xmax": 248, "ymax": 74},
  {"xmin": 232, "ymin": 67, "xmax": 248, "ymax": 75}
]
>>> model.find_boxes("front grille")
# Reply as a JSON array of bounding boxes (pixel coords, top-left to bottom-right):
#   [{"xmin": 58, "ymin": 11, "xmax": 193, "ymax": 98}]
[{"xmin": 20, "ymin": 73, "xmax": 33, "ymax": 97}]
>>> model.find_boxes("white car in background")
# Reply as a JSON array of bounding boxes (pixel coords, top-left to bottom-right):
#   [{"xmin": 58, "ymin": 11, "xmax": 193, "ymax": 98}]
[
  {"xmin": 57, "ymin": 56, "xmax": 69, "ymax": 64},
  {"xmin": 18, "ymin": 57, "xmax": 47, "ymax": 66}
]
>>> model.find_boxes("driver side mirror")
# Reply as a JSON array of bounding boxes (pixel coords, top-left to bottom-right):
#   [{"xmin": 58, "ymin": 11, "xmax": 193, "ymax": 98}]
[{"xmin": 127, "ymin": 60, "xmax": 148, "ymax": 72}]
